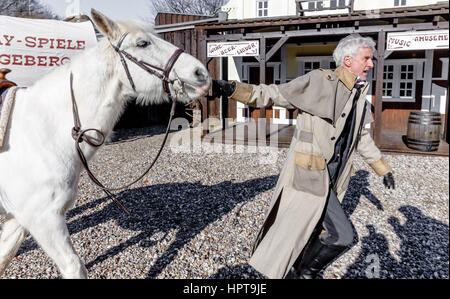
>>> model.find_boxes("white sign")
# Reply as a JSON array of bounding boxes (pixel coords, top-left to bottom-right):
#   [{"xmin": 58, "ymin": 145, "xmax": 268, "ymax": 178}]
[
  {"xmin": 0, "ymin": 16, "xmax": 97, "ymax": 87},
  {"xmin": 387, "ymin": 30, "xmax": 449, "ymax": 51},
  {"xmin": 207, "ymin": 41, "xmax": 259, "ymax": 57}
]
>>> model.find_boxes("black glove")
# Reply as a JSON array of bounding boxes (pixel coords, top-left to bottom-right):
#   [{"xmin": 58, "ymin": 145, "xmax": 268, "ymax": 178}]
[
  {"xmin": 211, "ymin": 80, "xmax": 236, "ymax": 99},
  {"xmin": 383, "ymin": 172, "xmax": 395, "ymax": 190}
]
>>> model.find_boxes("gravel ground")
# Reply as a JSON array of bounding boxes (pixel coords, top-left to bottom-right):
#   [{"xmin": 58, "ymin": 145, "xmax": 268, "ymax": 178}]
[{"xmin": 1, "ymin": 125, "xmax": 448, "ymax": 279}]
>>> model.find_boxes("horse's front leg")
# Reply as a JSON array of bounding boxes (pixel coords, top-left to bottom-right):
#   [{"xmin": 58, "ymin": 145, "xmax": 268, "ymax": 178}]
[
  {"xmin": 0, "ymin": 218, "xmax": 28, "ymax": 276},
  {"xmin": 18, "ymin": 190, "xmax": 87, "ymax": 279},
  {"xmin": 27, "ymin": 212, "xmax": 87, "ymax": 279}
]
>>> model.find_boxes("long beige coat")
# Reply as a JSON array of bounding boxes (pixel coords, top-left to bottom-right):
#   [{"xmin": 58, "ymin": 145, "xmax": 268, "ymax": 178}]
[{"xmin": 229, "ymin": 67, "xmax": 392, "ymax": 279}]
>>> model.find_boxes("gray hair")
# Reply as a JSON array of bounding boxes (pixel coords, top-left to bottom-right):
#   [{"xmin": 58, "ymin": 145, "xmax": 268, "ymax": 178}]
[{"xmin": 333, "ymin": 34, "xmax": 376, "ymax": 66}]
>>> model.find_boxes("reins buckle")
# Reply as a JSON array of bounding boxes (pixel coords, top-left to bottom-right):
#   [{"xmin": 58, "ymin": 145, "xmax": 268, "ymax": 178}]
[{"xmin": 72, "ymin": 127, "xmax": 83, "ymax": 143}]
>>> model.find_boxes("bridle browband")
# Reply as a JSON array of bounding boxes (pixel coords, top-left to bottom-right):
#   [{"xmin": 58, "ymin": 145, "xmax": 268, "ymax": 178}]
[{"xmin": 70, "ymin": 32, "xmax": 184, "ymax": 214}]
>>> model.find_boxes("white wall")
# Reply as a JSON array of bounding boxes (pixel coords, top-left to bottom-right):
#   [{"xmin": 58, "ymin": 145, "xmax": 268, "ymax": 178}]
[
  {"xmin": 222, "ymin": 0, "xmax": 448, "ymax": 19},
  {"xmin": 353, "ymin": 0, "xmax": 446, "ymax": 11},
  {"xmin": 222, "ymin": 0, "xmax": 297, "ymax": 19}
]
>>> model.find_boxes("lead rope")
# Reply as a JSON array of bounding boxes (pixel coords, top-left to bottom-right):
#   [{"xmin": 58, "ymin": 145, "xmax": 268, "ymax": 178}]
[{"xmin": 70, "ymin": 73, "xmax": 178, "ymax": 215}]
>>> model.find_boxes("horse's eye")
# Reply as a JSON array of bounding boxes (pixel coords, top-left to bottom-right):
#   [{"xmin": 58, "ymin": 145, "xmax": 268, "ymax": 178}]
[{"xmin": 137, "ymin": 40, "xmax": 151, "ymax": 48}]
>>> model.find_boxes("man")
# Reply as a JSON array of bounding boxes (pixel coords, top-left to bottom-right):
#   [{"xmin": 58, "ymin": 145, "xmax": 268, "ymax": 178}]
[{"xmin": 211, "ymin": 34, "xmax": 395, "ymax": 279}]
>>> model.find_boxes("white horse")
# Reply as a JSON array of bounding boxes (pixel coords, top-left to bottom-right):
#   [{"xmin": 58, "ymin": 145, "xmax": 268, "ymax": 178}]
[{"xmin": 0, "ymin": 9, "xmax": 210, "ymax": 279}]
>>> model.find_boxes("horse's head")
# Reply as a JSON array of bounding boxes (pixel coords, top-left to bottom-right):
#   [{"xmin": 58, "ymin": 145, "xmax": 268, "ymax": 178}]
[{"xmin": 91, "ymin": 9, "xmax": 211, "ymax": 105}]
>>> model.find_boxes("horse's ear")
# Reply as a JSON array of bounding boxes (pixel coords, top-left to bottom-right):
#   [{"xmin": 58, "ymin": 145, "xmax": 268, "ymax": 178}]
[{"xmin": 91, "ymin": 9, "xmax": 120, "ymax": 40}]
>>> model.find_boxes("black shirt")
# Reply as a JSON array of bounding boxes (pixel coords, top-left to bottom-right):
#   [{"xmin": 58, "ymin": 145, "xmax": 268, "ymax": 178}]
[{"xmin": 328, "ymin": 86, "xmax": 363, "ymax": 187}]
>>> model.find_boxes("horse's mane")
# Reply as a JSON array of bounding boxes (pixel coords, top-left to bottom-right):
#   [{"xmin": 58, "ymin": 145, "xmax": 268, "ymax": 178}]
[{"xmin": 117, "ymin": 20, "xmax": 156, "ymax": 35}]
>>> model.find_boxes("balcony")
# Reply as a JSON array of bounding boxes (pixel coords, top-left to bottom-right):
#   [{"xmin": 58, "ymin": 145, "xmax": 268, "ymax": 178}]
[{"xmin": 296, "ymin": 0, "xmax": 354, "ymax": 16}]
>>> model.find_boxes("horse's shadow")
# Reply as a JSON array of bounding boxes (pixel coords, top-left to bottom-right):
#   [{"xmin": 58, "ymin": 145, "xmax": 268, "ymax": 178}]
[
  {"xmin": 16, "ymin": 170, "xmax": 448, "ymax": 279},
  {"xmin": 19, "ymin": 175, "xmax": 278, "ymax": 279}
]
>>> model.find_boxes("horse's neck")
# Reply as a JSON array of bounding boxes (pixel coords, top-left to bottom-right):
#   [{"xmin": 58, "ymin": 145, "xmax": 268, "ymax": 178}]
[{"xmin": 28, "ymin": 44, "xmax": 127, "ymax": 139}]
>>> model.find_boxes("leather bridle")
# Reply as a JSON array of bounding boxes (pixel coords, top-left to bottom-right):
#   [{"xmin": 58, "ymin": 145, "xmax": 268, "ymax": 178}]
[
  {"xmin": 110, "ymin": 32, "xmax": 184, "ymax": 94},
  {"xmin": 70, "ymin": 33, "xmax": 184, "ymax": 214}
]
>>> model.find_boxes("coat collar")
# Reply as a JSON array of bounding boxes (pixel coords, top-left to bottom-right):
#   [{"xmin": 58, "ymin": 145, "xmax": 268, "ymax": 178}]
[{"xmin": 334, "ymin": 66, "xmax": 358, "ymax": 90}]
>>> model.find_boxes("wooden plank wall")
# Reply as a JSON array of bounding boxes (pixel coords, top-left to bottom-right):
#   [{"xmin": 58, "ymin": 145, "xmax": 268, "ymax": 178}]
[
  {"xmin": 155, "ymin": 13, "xmax": 208, "ymax": 26},
  {"xmin": 156, "ymin": 13, "xmax": 222, "ymax": 119}
]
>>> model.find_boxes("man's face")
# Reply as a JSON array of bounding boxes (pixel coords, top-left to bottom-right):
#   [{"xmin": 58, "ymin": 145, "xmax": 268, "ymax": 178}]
[{"xmin": 344, "ymin": 47, "xmax": 374, "ymax": 80}]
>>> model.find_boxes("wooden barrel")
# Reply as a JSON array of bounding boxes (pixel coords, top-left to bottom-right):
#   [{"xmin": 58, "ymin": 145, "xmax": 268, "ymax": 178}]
[{"xmin": 406, "ymin": 111, "xmax": 441, "ymax": 152}]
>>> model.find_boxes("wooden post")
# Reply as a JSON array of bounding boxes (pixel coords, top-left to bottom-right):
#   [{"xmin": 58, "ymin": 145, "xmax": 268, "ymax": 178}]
[
  {"xmin": 374, "ymin": 30, "xmax": 385, "ymax": 148},
  {"xmin": 422, "ymin": 50, "xmax": 434, "ymax": 111},
  {"xmin": 199, "ymin": 29, "xmax": 209, "ymax": 136},
  {"xmin": 259, "ymin": 37, "xmax": 266, "ymax": 119},
  {"xmin": 259, "ymin": 37, "xmax": 267, "ymax": 143},
  {"xmin": 221, "ymin": 57, "xmax": 229, "ymax": 131},
  {"xmin": 445, "ymin": 80, "xmax": 449, "ymax": 143}
]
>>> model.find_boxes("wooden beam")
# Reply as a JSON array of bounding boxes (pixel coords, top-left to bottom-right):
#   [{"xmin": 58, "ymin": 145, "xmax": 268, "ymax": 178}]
[
  {"xmin": 266, "ymin": 36, "xmax": 290, "ymax": 62},
  {"xmin": 374, "ymin": 30, "xmax": 386, "ymax": 148},
  {"xmin": 384, "ymin": 50, "xmax": 393, "ymax": 59},
  {"xmin": 259, "ymin": 37, "xmax": 266, "ymax": 124},
  {"xmin": 393, "ymin": 18, "xmax": 399, "ymax": 27},
  {"xmin": 433, "ymin": 15, "xmax": 440, "ymax": 25},
  {"xmin": 205, "ymin": 22, "xmax": 449, "ymax": 41}
]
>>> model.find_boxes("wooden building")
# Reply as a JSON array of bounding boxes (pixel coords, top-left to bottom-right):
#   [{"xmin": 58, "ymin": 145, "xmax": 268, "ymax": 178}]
[{"xmin": 196, "ymin": 1, "xmax": 449, "ymax": 155}]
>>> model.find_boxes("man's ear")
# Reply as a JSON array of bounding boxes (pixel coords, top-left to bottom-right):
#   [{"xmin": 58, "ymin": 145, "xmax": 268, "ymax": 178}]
[
  {"xmin": 91, "ymin": 9, "xmax": 120, "ymax": 40},
  {"xmin": 344, "ymin": 55, "xmax": 352, "ymax": 68}
]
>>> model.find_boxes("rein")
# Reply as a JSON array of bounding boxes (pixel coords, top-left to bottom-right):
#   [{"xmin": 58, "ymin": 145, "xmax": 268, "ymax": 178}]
[{"xmin": 70, "ymin": 33, "xmax": 184, "ymax": 215}]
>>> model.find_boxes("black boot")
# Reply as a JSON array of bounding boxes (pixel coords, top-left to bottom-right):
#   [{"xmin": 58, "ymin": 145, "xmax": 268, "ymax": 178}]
[
  {"xmin": 285, "ymin": 227, "xmax": 322, "ymax": 279},
  {"xmin": 296, "ymin": 237, "xmax": 347, "ymax": 279}
]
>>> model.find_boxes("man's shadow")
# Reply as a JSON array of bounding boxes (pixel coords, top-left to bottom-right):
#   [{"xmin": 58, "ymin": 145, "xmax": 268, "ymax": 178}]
[
  {"xmin": 340, "ymin": 171, "xmax": 448, "ymax": 279},
  {"xmin": 215, "ymin": 170, "xmax": 449, "ymax": 279},
  {"xmin": 18, "ymin": 175, "xmax": 278, "ymax": 279},
  {"xmin": 343, "ymin": 205, "xmax": 449, "ymax": 279}
]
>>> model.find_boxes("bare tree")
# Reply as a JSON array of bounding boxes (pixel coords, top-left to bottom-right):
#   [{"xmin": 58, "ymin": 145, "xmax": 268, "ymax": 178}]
[
  {"xmin": 0, "ymin": 0, "xmax": 58, "ymax": 19},
  {"xmin": 151, "ymin": 0, "xmax": 228, "ymax": 16}
]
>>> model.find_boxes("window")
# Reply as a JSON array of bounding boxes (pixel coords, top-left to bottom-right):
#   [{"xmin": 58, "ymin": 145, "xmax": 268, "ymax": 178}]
[
  {"xmin": 296, "ymin": 57, "xmax": 340, "ymax": 77},
  {"xmin": 383, "ymin": 65, "xmax": 394, "ymax": 97},
  {"xmin": 330, "ymin": 61, "xmax": 337, "ymax": 70},
  {"xmin": 394, "ymin": 0, "xmax": 407, "ymax": 7},
  {"xmin": 304, "ymin": 61, "xmax": 321, "ymax": 74},
  {"xmin": 399, "ymin": 65, "xmax": 414, "ymax": 97},
  {"xmin": 257, "ymin": 0, "xmax": 268, "ymax": 17},
  {"xmin": 330, "ymin": 0, "xmax": 346, "ymax": 8},
  {"xmin": 382, "ymin": 62, "xmax": 417, "ymax": 102},
  {"xmin": 308, "ymin": 1, "xmax": 323, "ymax": 10}
]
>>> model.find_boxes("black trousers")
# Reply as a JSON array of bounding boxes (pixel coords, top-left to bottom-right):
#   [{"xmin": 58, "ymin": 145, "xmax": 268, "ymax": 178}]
[
  {"xmin": 319, "ymin": 188, "xmax": 354, "ymax": 247},
  {"xmin": 292, "ymin": 187, "xmax": 354, "ymax": 272}
]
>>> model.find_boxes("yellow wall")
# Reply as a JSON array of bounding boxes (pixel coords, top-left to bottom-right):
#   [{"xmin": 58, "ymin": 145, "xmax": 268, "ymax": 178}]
[{"xmin": 286, "ymin": 44, "xmax": 337, "ymax": 77}]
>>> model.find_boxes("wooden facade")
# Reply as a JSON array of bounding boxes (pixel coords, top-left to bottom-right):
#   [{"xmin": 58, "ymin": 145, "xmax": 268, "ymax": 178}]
[{"xmin": 196, "ymin": 3, "xmax": 449, "ymax": 155}]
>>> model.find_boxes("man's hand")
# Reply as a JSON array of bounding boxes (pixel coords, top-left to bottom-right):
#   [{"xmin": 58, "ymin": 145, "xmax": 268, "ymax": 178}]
[
  {"xmin": 211, "ymin": 80, "xmax": 236, "ymax": 99},
  {"xmin": 383, "ymin": 172, "xmax": 395, "ymax": 189}
]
